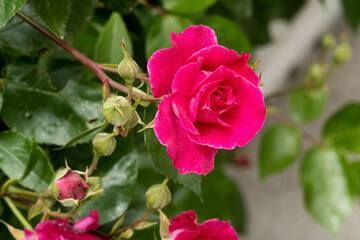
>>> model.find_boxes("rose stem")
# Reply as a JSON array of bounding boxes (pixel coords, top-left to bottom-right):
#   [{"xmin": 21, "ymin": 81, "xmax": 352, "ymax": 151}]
[
  {"xmin": 98, "ymin": 65, "xmax": 150, "ymax": 83},
  {"xmin": 270, "ymin": 112, "xmax": 321, "ymax": 145},
  {"xmin": 15, "ymin": 11, "xmax": 158, "ymax": 103},
  {"xmin": 111, "ymin": 209, "xmax": 153, "ymax": 236},
  {"xmin": 88, "ymin": 156, "xmax": 99, "ymax": 176},
  {"xmin": 4, "ymin": 196, "xmax": 34, "ymax": 230},
  {"xmin": 138, "ymin": 0, "xmax": 168, "ymax": 15}
]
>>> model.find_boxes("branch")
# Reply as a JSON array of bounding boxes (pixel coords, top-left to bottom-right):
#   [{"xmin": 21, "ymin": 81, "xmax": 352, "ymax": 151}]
[{"xmin": 16, "ymin": 11, "xmax": 159, "ymax": 103}]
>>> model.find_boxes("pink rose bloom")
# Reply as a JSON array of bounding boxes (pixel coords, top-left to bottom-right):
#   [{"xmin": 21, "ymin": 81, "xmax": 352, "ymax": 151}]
[
  {"xmin": 22, "ymin": 210, "xmax": 100, "ymax": 240},
  {"xmin": 55, "ymin": 170, "xmax": 89, "ymax": 200},
  {"xmin": 148, "ymin": 25, "xmax": 266, "ymax": 175},
  {"xmin": 169, "ymin": 210, "xmax": 238, "ymax": 240}
]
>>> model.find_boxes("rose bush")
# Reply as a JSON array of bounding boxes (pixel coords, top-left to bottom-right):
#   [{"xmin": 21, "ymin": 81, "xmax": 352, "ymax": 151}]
[
  {"xmin": 169, "ymin": 210, "xmax": 238, "ymax": 240},
  {"xmin": 148, "ymin": 25, "xmax": 266, "ymax": 175},
  {"xmin": 22, "ymin": 210, "xmax": 99, "ymax": 240}
]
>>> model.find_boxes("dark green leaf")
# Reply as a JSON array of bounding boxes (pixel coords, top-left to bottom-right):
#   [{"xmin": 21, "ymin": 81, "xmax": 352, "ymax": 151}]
[
  {"xmin": 219, "ymin": 0, "xmax": 252, "ymax": 19},
  {"xmin": 29, "ymin": 0, "xmax": 72, "ymax": 37},
  {"xmin": 145, "ymin": 15, "xmax": 191, "ymax": 59},
  {"xmin": 65, "ymin": 0, "xmax": 99, "ymax": 39},
  {"xmin": 144, "ymin": 103, "xmax": 202, "ymax": 197},
  {"xmin": 197, "ymin": 15, "xmax": 251, "ymax": 53},
  {"xmin": 94, "ymin": 12, "xmax": 132, "ymax": 64},
  {"xmin": 289, "ymin": 88, "xmax": 327, "ymax": 123},
  {"xmin": 162, "ymin": 0, "xmax": 217, "ymax": 13},
  {"xmin": 0, "ymin": 5, "xmax": 56, "ymax": 57},
  {"xmin": 300, "ymin": 146, "xmax": 354, "ymax": 233},
  {"xmin": 80, "ymin": 151, "xmax": 138, "ymax": 225},
  {"xmin": 323, "ymin": 103, "xmax": 360, "ymax": 153},
  {"xmin": 167, "ymin": 166, "xmax": 246, "ymax": 233},
  {"xmin": 0, "ymin": 0, "xmax": 26, "ymax": 29},
  {"xmin": 0, "ymin": 132, "xmax": 53, "ymax": 192},
  {"xmin": 259, "ymin": 124, "xmax": 301, "ymax": 179},
  {"xmin": 2, "ymin": 59, "xmax": 103, "ymax": 145},
  {"xmin": 101, "ymin": 0, "xmax": 138, "ymax": 15},
  {"xmin": 342, "ymin": 0, "xmax": 360, "ymax": 29}
]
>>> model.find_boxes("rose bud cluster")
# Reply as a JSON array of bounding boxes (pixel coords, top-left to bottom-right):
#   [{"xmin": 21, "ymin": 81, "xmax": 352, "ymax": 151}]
[
  {"xmin": 148, "ymin": 25, "xmax": 266, "ymax": 175},
  {"xmin": 51, "ymin": 166, "xmax": 102, "ymax": 207},
  {"xmin": 118, "ymin": 40, "xmax": 139, "ymax": 84},
  {"xmin": 92, "ymin": 132, "xmax": 116, "ymax": 157},
  {"xmin": 169, "ymin": 210, "xmax": 238, "ymax": 240},
  {"xmin": 22, "ymin": 210, "xmax": 100, "ymax": 240}
]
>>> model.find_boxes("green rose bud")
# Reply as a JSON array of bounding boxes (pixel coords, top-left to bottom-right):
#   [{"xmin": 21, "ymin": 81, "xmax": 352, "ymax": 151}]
[
  {"xmin": 103, "ymin": 96, "xmax": 134, "ymax": 126},
  {"xmin": 333, "ymin": 40, "xmax": 351, "ymax": 65},
  {"xmin": 322, "ymin": 34, "xmax": 335, "ymax": 49},
  {"xmin": 118, "ymin": 40, "xmax": 139, "ymax": 83},
  {"xmin": 145, "ymin": 178, "xmax": 171, "ymax": 210},
  {"xmin": 92, "ymin": 132, "xmax": 116, "ymax": 157}
]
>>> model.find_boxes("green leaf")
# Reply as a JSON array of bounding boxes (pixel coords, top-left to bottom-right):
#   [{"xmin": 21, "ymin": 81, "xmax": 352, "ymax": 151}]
[
  {"xmin": 342, "ymin": 0, "xmax": 360, "ymax": 29},
  {"xmin": 144, "ymin": 103, "xmax": 202, "ymax": 197},
  {"xmin": 0, "ymin": 132, "xmax": 53, "ymax": 192},
  {"xmin": 168, "ymin": 166, "xmax": 246, "ymax": 233},
  {"xmin": 323, "ymin": 103, "xmax": 360, "ymax": 153},
  {"xmin": 2, "ymin": 59, "xmax": 103, "ymax": 145},
  {"xmin": 162, "ymin": 0, "xmax": 218, "ymax": 13},
  {"xmin": 66, "ymin": 0, "xmax": 99, "ymax": 39},
  {"xmin": 145, "ymin": 15, "xmax": 191, "ymax": 59},
  {"xmin": 0, "ymin": 5, "xmax": 56, "ymax": 57},
  {"xmin": 101, "ymin": 0, "xmax": 138, "ymax": 14},
  {"xmin": 300, "ymin": 146, "xmax": 354, "ymax": 233},
  {"xmin": 0, "ymin": 0, "xmax": 26, "ymax": 29},
  {"xmin": 259, "ymin": 124, "xmax": 301, "ymax": 179},
  {"xmin": 289, "ymin": 88, "xmax": 327, "ymax": 123},
  {"xmin": 198, "ymin": 15, "xmax": 251, "ymax": 53},
  {"xmin": 80, "ymin": 151, "xmax": 138, "ymax": 225},
  {"xmin": 29, "ymin": 0, "xmax": 72, "ymax": 37},
  {"xmin": 94, "ymin": 12, "xmax": 132, "ymax": 64}
]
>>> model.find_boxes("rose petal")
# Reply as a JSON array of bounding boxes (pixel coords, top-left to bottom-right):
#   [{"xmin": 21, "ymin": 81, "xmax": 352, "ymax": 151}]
[
  {"xmin": 169, "ymin": 210, "xmax": 198, "ymax": 233},
  {"xmin": 155, "ymin": 96, "xmax": 217, "ymax": 175},
  {"xmin": 201, "ymin": 219, "xmax": 238, "ymax": 240},
  {"xmin": 189, "ymin": 66, "xmax": 265, "ymax": 149},
  {"xmin": 73, "ymin": 210, "xmax": 99, "ymax": 233},
  {"xmin": 148, "ymin": 25, "xmax": 218, "ymax": 98},
  {"xmin": 187, "ymin": 45, "xmax": 259, "ymax": 86}
]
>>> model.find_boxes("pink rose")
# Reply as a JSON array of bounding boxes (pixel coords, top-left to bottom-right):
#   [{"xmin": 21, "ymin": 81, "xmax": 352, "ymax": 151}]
[
  {"xmin": 55, "ymin": 170, "xmax": 89, "ymax": 200},
  {"xmin": 148, "ymin": 25, "xmax": 266, "ymax": 175},
  {"xmin": 22, "ymin": 210, "xmax": 100, "ymax": 240},
  {"xmin": 169, "ymin": 210, "xmax": 238, "ymax": 240}
]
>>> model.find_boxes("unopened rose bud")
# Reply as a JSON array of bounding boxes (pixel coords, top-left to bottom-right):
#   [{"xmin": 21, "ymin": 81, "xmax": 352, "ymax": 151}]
[
  {"xmin": 103, "ymin": 96, "xmax": 134, "ymax": 126},
  {"xmin": 92, "ymin": 132, "xmax": 116, "ymax": 157},
  {"xmin": 322, "ymin": 34, "xmax": 335, "ymax": 49},
  {"xmin": 53, "ymin": 170, "xmax": 89, "ymax": 206},
  {"xmin": 145, "ymin": 178, "xmax": 171, "ymax": 210},
  {"xmin": 333, "ymin": 40, "xmax": 351, "ymax": 65},
  {"xmin": 118, "ymin": 40, "xmax": 139, "ymax": 84}
]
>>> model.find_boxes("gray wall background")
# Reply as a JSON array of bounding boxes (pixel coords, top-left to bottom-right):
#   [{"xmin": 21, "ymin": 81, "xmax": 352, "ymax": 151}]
[{"xmin": 227, "ymin": 0, "xmax": 360, "ymax": 239}]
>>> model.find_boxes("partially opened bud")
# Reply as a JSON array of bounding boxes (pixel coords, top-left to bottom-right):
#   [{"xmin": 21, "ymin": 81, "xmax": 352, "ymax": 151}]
[
  {"xmin": 118, "ymin": 40, "xmax": 139, "ymax": 84},
  {"xmin": 145, "ymin": 178, "xmax": 171, "ymax": 210},
  {"xmin": 103, "ymin": 96, "xmax": 134, "ymax": 126},
  {"xmin": 92, "ymin": 132, "xmax": 116, "ymax": 157},
  {"xmin": 52, "ymin": 170, "xmax": 89, "ymax": 207}
]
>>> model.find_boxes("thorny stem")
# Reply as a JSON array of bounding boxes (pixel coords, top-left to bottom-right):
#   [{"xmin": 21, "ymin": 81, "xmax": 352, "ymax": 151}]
[
  {"xmin": 111, "ymin": 209, "xmax": 153, "ymax": 236},
  {"xmin": 16, "ymin": 11, "xmax": 159, "ymax": 103},
  {"xmin": 138, "ymin": 0, "xmax": 168, "ymax": 15},
  {"xmin": 4, "ymin": 196, "xmax": 34, "ymax": 230},
  {"xmin": 270, "ymin": 113, "xmax": 321, "ymax": 145}
]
